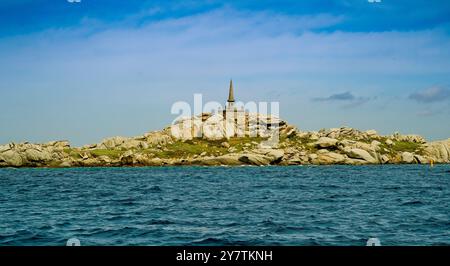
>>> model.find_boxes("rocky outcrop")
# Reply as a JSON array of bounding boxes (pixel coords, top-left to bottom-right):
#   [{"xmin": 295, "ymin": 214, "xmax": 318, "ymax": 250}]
[
  {"xmin": 0, "ymin": 150, "xmax": 24, "ymax": 167},
  {"xmin": 194, "ymin": 154, "xmax": 243, "ymax": 166},
  {"xmin": 344, "ymin": 148, "xmax": 378, "ymax": 164},
  {"xmin": 1, "ymin": 114, "xmax": 449, "ymax": 168},
  {"xmin": 313, "ymin": 151, "xmax": 346, "ymax": 164},
  {"xmin": 390, "ymin": 132, "xmax": 426, "ymax": 144},
  {"xmin": 170, "ymin": 112, "xmax": 289, "ymax": 141},
  {"xmin": 0, "ymin": 141, "xmax": 70, "ymax": 167},
  {"xmin": 314, "ymin": 137, "xmax": 338, "ymax": 148},
  {"xmin": 191, "ymin": 148, "xmax": 284, "ymax": 166},
  {"xmin": 423, "ymin": 139, "xmax": 450, "ymax": 163},
  {"xmin": 401, "ymin": 152, "xmax": 415, "ymax": 164},
  {"xmin": 238, "ymin": 149, "xmax": 284, "ymax": 166},
  {"xmin": 98, "ymin": 131, "xmax": 172, "ymax": 150}
]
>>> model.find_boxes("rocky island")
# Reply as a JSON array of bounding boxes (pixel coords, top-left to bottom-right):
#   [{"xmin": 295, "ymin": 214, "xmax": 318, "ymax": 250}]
[
  {"xmin": 0, "ymin": 81, "xmax": 450, "ymax": 167},
  {"xmin": 1, "ymin": 112, "xmax": 449, "ymax": 168},
  {"xmin": 2, "ymin": 82, "xmax": 450, "ymax": 168}
]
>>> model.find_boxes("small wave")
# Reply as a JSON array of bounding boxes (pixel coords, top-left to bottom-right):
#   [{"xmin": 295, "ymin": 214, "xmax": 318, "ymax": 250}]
[
  {"xmin": 274, "ymin": 225, "xmax": 304, "ymax": 234},
  {"xmin": 148, "ymin": 219, "xmax": 174, "ymax": 225},
  {"xmin": 191, "ymin": 237, "xmax": 256, "ymax": 246},
  {"xmin": 384, "ymin": 186, "xmax": 401, "ymax": 190},
  {"xmin": 318, "ymin": 184, "xmax": 341, "ymax": 189},
  {"xmin": 118, "ymin": 200, "xmax": 135, "ymax": 206},
  {"xmin": 16, "ymin": 188, "xmax": 31, "ymax": 193},
  {"xmin": 220, "ymin": 222, "xmax": 240, "ymax": 227},
  {"xmin": 424, "ymin": 216, "xmax": 450, "ymax": 227},
  {"xmin": 261, "ymin": 218, "xmax": 276, "ymax": 226},
  {"xmin": 328, "ymin": 194, "xmax": 342, "ymax": 199},
  {"xmin": 152, "ymin": 206, "xmax": 170, "ymax": 211},
  {"xmin": 97, "ymin": 191, "xmax": 115, "ymax": 197},
  {"xmin": 115, "ymin": 198, "xmax": 136, "ymax": 206},
  {"xmin": 106, "ymin": 215, "xmax": 132, "ymax": 221},
  {"xmin": 37, "ymin": 225, "xmax": 53, "ymax": 230},
  {"xmin": 401, "ymin": 200, "xmax": 424, "ymax": 206},
  {"xmin": 147, "ymin": 185, "xmax": 162, "ymax": 192},
  {"xmin": 191, "ymin": 237, "xmax": 228, "ymax": 245}
]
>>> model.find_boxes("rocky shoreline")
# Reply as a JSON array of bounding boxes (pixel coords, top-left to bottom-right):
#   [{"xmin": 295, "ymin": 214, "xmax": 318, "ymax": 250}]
[{"xmin": 1, "ymin": 114, "xmax": 450, "ymax": 168}]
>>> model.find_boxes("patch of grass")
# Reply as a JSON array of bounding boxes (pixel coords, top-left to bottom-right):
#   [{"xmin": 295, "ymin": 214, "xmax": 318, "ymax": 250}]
[
  {"xmin": 391, "ymin": 141, "xmax": 423, "ymax": 153},
  {"xmin": 378, "ymin": 140, "xmax": 424, "ymax": 155},
  {"xmin": 149, "ymin": 140, "xmax": 222, "ymax": 159},
  {"xmin": 63, "ymin": 148, "xmax": 82, "ymax": 159},
  {"xmin": 286, "ymin": 135, "xmax": 318, "ymax": 153},
  {"xmin": 228, "ymin": 136, "xmax": 267, "ymax": 152},
  {"xmin": 149, "ymin": 137, "xmax": 267, "ymax": 159},
  {"xmin": 89, "ymin": 149, "xmax": 124, "ymax": 159}
]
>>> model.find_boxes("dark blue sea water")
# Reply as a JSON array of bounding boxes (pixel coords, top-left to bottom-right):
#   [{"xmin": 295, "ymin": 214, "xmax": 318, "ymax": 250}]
[{"xmin": 0, "ymin": 165, "xmax": 449, "ymax": 246}]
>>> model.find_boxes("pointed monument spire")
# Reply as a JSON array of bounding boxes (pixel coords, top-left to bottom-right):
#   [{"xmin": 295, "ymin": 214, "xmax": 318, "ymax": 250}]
[{"xmin": 227, "ymin": 79, "xmax": 235, "ymax": 103}]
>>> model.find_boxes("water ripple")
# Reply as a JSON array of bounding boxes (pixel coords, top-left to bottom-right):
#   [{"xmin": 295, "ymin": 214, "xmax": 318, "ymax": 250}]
[{"xmin": 0, "ymin": 165, "xmax": 449, "ymax": 246}]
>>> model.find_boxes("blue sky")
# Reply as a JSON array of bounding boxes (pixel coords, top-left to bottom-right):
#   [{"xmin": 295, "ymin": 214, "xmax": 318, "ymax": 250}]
[{"xmin": 1, "ymin": 0, "xmax": 450, "ymax": 146}]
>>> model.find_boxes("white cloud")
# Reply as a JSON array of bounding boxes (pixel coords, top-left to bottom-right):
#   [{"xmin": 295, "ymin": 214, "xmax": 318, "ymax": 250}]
[
  {"xmin": 409, "ymin": 86, "xmax": 450, "ymax": 103},
  {"xmin": 1, "ymin": 7, "xmax": 450, "ymax": 144}
]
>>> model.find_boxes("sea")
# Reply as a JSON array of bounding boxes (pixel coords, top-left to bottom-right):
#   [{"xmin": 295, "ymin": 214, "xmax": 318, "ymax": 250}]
[{"xmin": 0, "ymin": 165, "xmax": 449, "ymax": 246}]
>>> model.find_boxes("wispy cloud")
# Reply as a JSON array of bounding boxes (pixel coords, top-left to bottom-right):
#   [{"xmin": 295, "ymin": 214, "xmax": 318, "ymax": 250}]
[
  {"xmin": 416, "ymin": 109, "xmax": 440, "ymax": 117},
  {"xmin": 312, "ymin": 92, "xmax": 373, "ymax": 109},
  {"xmin": 313, "ymin": 92, "xmax": 356, "ymax": 101},
  {"xmin": 409, "ymin": 86, "xmax": 450, "ymax": 103}
]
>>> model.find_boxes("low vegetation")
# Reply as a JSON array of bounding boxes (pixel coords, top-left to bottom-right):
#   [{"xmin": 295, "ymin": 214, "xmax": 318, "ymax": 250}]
[{"xmin": 89, "ymin": 149, "xmax": 124, "ymax": 159}]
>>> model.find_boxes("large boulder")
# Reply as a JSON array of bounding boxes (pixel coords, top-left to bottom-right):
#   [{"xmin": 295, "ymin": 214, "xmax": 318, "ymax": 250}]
[
  {"xmin": 414, "ymin": 154, "xmax": 430, "ymax": 164},
  {"xmin": 202, "ymin": 114, "xmax": 226, "ymax": 140},
  {"xmin": 391, "ymin": 133, "xmax": 426, "ymax": 144},
  {"xmin": 319, "ymin": 127, "xmax": 371, "ymax": 141},
  {"xmin": 380, "ymin": 154, "xmax": 390, "ymax": 164},
  {"xmin": 314, "ymin": 137, "xmax": 338, "ymax": 148},
  {"xmin": 365, "ymin": 129, "xmax": 378, "ymax": 137},
  {"xmin": 98, "ymin": 136, "xmax": 128, "ymax": 149},
  {"xmin": 401, "ymin": 152, "xmax": 415, "ymax": 164},
  {"xmin": 238, "ymin": 153, "xmax": 272, "ymax": 165},
  {"xmin": 119, "ymin": 150, "xmax": 135, "ymax": 165},
  {"xmin": 145, "ymin": 131, "xmax": 173, "ymax": 146},
  {"xmin": 315, "ymin": 151, "xmax": 346, "ymax": 164},
  {"xmin": 344, "ymin": 148, "xmax": 378, "ymax": 164},
  {"xmin": 45, "ymin": 140, "xmax": 70, "ymax": 148},
  {"xmin": 251, "ymin": 148, "xmax": 284, "ymax": 162},
  {"xmin": 0, "ymin": 144, "xmax": 12, "ymax": 153},
  {"xmin": 24, "ymin": 149, "xmax": 53, "ymax": 162},
  {"xmin": 170, "ymin": 116, "xmax": 203, "ymax": 141},
  {"xmin": 213, "ymin": 148, "xmax": 284, "ymax": 166},
  {"xmin": 338, "ymin": 140, "xmax": 374, "ymax": 153},
  {"xmin": 0, "ymin": 150, "xmax": 24, "ymax": 167},
  {"xmin": 119, "ymin": 140, "xmax": 147, "ymax": 150},
  {"xmin": 194, "ymin": 154, "xmax": 243, "ymax": 166},
  {"xmin": 423, "ymin": 139, "xmax": 450, "ymax": 163},
  {"xmin": 280, "ymin": 124, "xmax": 297, "ymax": 138}
]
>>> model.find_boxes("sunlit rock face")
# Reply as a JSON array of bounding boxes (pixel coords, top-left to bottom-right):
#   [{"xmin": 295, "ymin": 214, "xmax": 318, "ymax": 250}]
[
  {"xmin": 170, "ymin": 116, "xmax": 203, "ymax": 141},
  {"xmin": 423, "ymin": 139, "xmax": 450, "ymax": 163},
  {"xmin": 170, "ymin": 112, "xmax": 284, "ymax": 141}
]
